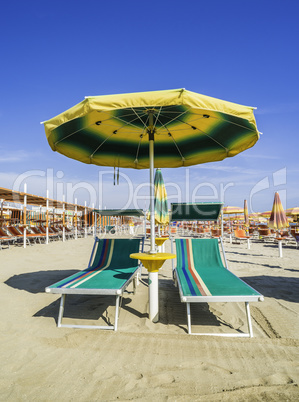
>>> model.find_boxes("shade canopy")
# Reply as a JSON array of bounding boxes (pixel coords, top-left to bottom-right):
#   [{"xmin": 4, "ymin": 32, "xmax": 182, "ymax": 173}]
[
  {"xmin": 170, "ymin": 202, "xmax": 223, "ymax": 221},
  {"xmin": 0, "ymin": 187, "xmax": 87, "ymax": 211},
  {"xmin": 43, "ymin": 89, "xmax": 259, "ymax": 170},
  {"xmin": 94, "ymin": 209, "xmax": 145, "ymax": 217}
]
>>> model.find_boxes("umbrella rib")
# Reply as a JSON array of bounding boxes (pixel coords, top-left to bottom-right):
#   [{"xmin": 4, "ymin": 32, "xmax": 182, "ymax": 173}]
[
  {"xmin": 130, "ymin": 108, "xmax": 150, "ymax": 131},
  {"xmin": 154, "ymin": 115, "xmax": 185, "ymax": 162},
  {"xmin": 154, "ymin": 108, "xmax": 191, "ymax": 133},
  {"xmin": 112, "ymin": 114, "xmax": 148, "ymax": 132},
  {"xmin": 168, "ymin": 134, "xmax": 185, "ymax": 162},
  {"xmin": 153, "ymin": 106, "xmax": 163, "ymax": 130},
  {"xmin": 89, "ymin": 133, "xmax": 116, "ymax": 160},
  {"xmin": 177, "ymin": 119, "xmax": 229, "ymax": 152},
  {"xmin": 53, "ymin": 122, "xmax": 96, "ymax": 147},
  {"xmin": 187, "ymin": 110, "xmax": 257, "ymax": 133}
]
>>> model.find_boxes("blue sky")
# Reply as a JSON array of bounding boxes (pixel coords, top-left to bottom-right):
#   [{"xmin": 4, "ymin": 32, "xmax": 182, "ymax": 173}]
[{"xmin": 1, "ymin": 0, "xmax": 298, "ymax": 213}]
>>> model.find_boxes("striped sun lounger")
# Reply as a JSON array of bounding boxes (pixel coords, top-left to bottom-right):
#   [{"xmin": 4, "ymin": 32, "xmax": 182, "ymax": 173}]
[
  {"xmin": 174, "ymin": 238, "xmax": 264, "ymax": 337},
  {"xmin": 46, "ymin": 237, "xmax": 142, "ymax": 331}
]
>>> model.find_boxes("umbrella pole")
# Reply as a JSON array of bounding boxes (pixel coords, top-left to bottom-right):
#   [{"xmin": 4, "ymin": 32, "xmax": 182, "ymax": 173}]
[
  {"xmin": 148, "ymin": 113, "xmax": 159, "ymax": 322},
  {"xmin": 149, "ymin": 117, "xmax": 156, "ymax": 254}
]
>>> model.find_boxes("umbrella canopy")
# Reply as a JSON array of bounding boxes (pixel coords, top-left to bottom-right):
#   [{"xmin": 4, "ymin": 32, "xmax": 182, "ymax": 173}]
[
  {"xmin": 286, "ymin": 207, "xmax": 299, "ymax": 216},
  {"xmin": 223, "ymin": 206, "xmax": 244, "ymax": 214},
  {"xmin": 268, "ymin": 192, "xmax": 289, "ymax": 230},
  {"xmin": 151, "ymin": 168, "xmax": 169, "ymax": 226},
  {"xmin": 259, "ymin": 211, "xmax": 271, "ymax": 218},
  {"xmin": 44, "ymin": 89, "xmax": 259, "ymax": 169}
]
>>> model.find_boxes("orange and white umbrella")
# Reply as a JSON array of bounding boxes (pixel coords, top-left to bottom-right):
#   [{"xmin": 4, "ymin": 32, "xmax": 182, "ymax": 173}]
[
  {"xmin": 223, "ymin": 206, "xmax": 244, "ymax": 214},
  {"xmin": 268, "ymin": 192, "xmax": 289, "ymax": 257},
  {"xmin": 244, "ymin": 200, "xmax": 249, "ymax": 227},
  {"xmin": 268, "ymin": 192, "xmax": 289, "ymax": 230},
  {"xmin": 286, "ymin": 207, "xmax": 299, "ymax": 216},
  {"xmin": 259, "ymin": 211, "xmax": 271, "ymax": 218}
]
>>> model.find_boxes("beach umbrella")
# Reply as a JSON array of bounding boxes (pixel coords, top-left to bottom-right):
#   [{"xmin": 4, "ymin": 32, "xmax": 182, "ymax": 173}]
[
  {"xmin": 244, "ymin": 200, "xmax": 249, "ymax": 227},
  {"xmin": 286, "ymin": 207, "xmax": 299, "ymax": 223},
  {"xmin": 268, "ymin": 192, "xmax": 289, "ymax": 257},
  {"xmin": 148, "ymin": 168, "xmax": 169, "ymax": 227},
  {"xmin": 269, "ymin": 193, "xmax": 289, "ymax": 230},
  {"xmin": 223, "ymin": 206, "xmax": 244, "ymax": 238},
  {"xmin": 222, "ymin": 206, "xmax": 244, "ymax": 215},
  {"xmin": 260, "ymin": 211, "xmax": 271, "ymax": 218},
  {"xmin": 42, "ymin": 88, "xmax": 260, "ymax": 321},
  {"xmin": 286, "ymin": 207, "xmax": 299, "ymax": 216}
]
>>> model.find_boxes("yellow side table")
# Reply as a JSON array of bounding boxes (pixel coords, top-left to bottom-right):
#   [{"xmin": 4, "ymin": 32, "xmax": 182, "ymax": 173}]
[
  {"xmin": 130, "ymin": 252, "xmax": 175, "ymax": 322},
  {"xmin": 155, "ymin": 237, "xmax": 169, "ymax": 252}
]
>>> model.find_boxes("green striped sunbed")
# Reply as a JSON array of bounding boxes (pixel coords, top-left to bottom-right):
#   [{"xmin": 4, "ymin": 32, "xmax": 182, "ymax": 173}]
[
  {"xmin": 174, "ymin": 238, "xmax": 264, "ymax": 337},
  {"xmin": 45, "ymin": 237, "xmax": 142, "ymax": 331}
]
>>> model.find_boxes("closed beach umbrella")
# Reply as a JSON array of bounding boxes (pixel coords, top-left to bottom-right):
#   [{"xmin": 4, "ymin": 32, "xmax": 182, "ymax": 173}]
[
  {"xmin": 244, "ymin": 200, "xmax": 249, "ymax": 227},
  {"xmin": 153, "ymin": 168, "xmax": 169, "ymax": 226},
  {"xmin": 269, "ymin": 192, "xmax": 289, "ymax": 257},
  {"xmin": 42, "ymin": 88, "xmax": 260, "ymax": 321},
  {"xmin": 269, "ymin": 192, "xmax": 289, "ymax": 230}
]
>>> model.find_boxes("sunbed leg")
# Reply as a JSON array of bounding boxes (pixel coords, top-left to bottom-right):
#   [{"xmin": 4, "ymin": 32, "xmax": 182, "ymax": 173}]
[
  {"xmin": 57, "ymin": 294, "xmax": 66, "ymax": 327},
  {"xmin": 220, "ymin": 237, "xmax": 229, "ymax": 269},
  {"xmin": 133, "ymin": 276, "xmax": 137, "ymax": 294},
  {"xmin": 114, "ymin": 295, "xmax": 120, "ymax": 331},
  {"xmin": 245, "ymin": 302, "xmax": 253, "ymax": 338},
  {"xmin": 186, "ymin": 303, "xmax": 192, "ymax": 334}
]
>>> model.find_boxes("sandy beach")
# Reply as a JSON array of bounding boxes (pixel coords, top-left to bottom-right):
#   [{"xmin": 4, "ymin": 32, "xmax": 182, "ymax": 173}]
[{"xmin": 1, "ymin": 233, "xmax": 299, "ymax": 401}]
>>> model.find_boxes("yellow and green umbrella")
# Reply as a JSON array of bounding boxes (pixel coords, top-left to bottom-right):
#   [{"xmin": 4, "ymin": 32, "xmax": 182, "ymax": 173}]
[
  {"xmin": 149, "ymin": 168, "xmax": 169, "ymax": 226},
  {"xmin": 44, "ymin": 89, "xmax": 259, "ymax": 170},
  {"xmin": 42, "ymin": 88, "xmax": 260, "ymax": 321},
  {"xmin": 43, "ymin": 89, "xmax": 259, "ymax": 248}
]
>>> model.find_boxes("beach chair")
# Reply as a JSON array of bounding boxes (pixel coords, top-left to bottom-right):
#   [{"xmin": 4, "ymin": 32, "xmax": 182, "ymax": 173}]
[
  {"xmin": 45, "ymin": 237, "xmax": 143, "ymax": 331},
  {"xmin": 233, "ymin": 229, "xmax": 252, "ymax": 248},
  {"xmin": 0, "ymin": 227, "xmax": 15, "ymax": 249},
  {"xmin": 17, "ymin": 226, "xmax": 43, "ymax": 244},
  {"xmin": 6, "ymin": 226, "xmax": 33, "ymax": 246},
  {"xmin": 174, "ymin": 238, "xmax": 263, "ymax": 337}
]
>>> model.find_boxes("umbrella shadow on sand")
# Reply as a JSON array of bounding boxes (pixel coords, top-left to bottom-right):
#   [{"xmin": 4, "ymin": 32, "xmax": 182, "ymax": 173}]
[
  {"xmin": 33, "ymin": 295, "xmax": 144, "ymax": 327},
  {"xmin": 5, "ymin": 270, "xmax": 147, "ymax": 326},
  {"xmin": 241, "ymin": 275, "xmax": 299, "ymax": 303},
  {"xmin": 4, "ymin": 270, "xmax": 79, "ymax": 294},
  {"xmin": 157, "ymin": 276, "xmax": 243, "ymax": 334}
]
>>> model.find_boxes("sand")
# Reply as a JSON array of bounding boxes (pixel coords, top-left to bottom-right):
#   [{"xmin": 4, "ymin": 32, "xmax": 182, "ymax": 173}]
[{"xmin": 0, "ymin": 233, "xmax": 299, "ymax": 401}]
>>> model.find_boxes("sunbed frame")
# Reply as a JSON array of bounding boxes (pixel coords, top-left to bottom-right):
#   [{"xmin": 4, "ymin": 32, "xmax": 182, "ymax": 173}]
[
  {"xmin": 45, "ymin": 237, "xmax": 143, "ymax": 331},
  {"xmin": 173, "ymin": 237, "xmax": 264, "ymax": 337}
]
